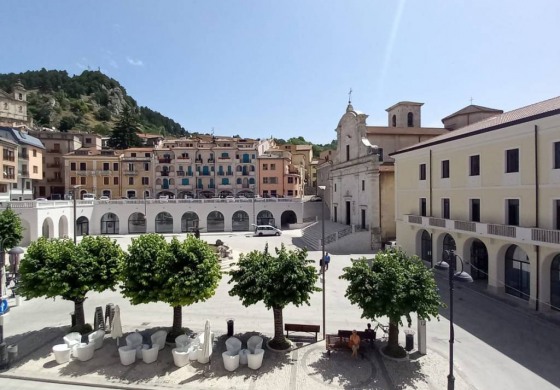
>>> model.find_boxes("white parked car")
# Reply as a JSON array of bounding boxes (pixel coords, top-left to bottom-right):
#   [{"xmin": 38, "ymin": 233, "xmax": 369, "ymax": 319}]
[
  {"xmin": 99, "ymin": 196, "xmax": 110, "ymax": 201},
  {"xmin": 35, "ymin": 197, "xmax": 47, "ymax": 201},
  {"xmin": 82, "ymin": 193, "xmax": 96, "ymax": 200},
  {"xmin": 254, "ymin": 225, "xmax": 282, "ymax": 237},
  {"xmin": 225, "ymin": 196, "xmax": 235, "ymax": 202}
]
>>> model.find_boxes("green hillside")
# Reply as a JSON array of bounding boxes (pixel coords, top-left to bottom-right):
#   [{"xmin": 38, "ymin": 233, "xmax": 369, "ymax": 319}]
[{"xmin": 0, "ymin": 69, "xmax": 188, "ymax": 137}]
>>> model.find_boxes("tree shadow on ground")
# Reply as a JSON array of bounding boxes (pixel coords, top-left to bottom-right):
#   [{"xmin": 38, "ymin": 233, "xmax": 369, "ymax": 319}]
[
  {"xmin": 303, "ymin": 346, "xmax": 387, "ymax": 390},
  {"xmin": 178, "ymin": 331, "xmax": 291, "ymax": 386},
  {"xmin": 382, "ymin": 353, "xmax": 429, "ymax": 390},
  {"xmin": 4, "ymin": 326, "xmax": 68, "ymax": 369}
]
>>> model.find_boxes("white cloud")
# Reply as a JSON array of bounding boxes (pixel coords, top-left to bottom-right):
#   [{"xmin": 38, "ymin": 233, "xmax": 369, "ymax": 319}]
[{"xmin": 126, "ymin": 57, "xmax": 144, "ymax": 66}]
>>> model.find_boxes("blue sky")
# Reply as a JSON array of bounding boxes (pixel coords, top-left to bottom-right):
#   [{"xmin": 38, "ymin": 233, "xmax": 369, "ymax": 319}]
[{"xmin": 3, "ymin": 1, "xmax": 560, "ymax": 144}]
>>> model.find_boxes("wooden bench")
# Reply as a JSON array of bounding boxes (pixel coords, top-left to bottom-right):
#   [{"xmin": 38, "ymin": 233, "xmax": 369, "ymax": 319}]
[
  {"xmin": 326, "ymin": 330, "xmax": 375, "ymax": 357},
  {"xmin": 285, "ymin": 323, "xmax": 320, "ymax": 342}
]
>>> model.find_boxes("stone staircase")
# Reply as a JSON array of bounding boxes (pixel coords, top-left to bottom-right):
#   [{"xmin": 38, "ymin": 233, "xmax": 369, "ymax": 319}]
[{"xmin": 292, "ymin": 220, "xmax": 361, "ymax": 251}]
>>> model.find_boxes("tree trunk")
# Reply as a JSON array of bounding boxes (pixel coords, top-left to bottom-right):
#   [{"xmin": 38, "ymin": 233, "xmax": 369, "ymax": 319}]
[
  {"xmin": 384, "ymin": 318, "xmax": 406, "ymax": 358},
  {"xmin": 171, "ymin": 305, "xmax": 182, "ymax": 337},
  {"xmin": 74, "ymin": 299, "xmax": 86, "ymax": 328},
  {"xmin": 272, "ymin": 307, "xmax": 284, "ymax": 343}
]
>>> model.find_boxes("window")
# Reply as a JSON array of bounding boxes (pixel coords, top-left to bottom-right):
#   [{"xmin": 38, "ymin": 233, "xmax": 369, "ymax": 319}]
[
  {"xmin": 145, "ymin": 153, "xmax": 151, "ymax": 158},
  {"xmin": 103, "ymin": 163, "xmax": 110, "ymax": 171},
  {"xmin": 144, "ymin": 163, "xmax": 149, "ymax": 171},
  {"xmin": 420, "ymin": 198, "xmax": 427, "ymax": 216},
  {"xmin": 113, "ymin": 163, "xmax": 119, "ymax": 171},
  {"xmin": 104, "ymin": 177, "xmax": 109, "ymax": 185},
  {"xmin": 470, "ymin": 155, "xmax": 480, "ymax": 176},
  {"xmin": 287, "ymin": 190, "xmax": 294, "ymax": 196},
  {"xmin": 362, "ymin": 180, "xmax": 365, "ymax": 191},
  {"xmin": 142, "ymin": 177, "xmax": 149, "ymax": 185},
  {"xmin": 288, "ymin": 177, "xmax": 294, "ymax": 184},
  {"xmin": 33, "ymin": 166, "xmax": 38, "ymax": 174},
  {"xmin": 346, "ymin": 145, "xmax": 350, "ymax": 161},
  {"xmin": 26, "ymin": 181, "xmax": 31, "ymax": 190},
  {"xmin": 334, "ymin": 184, "xmax": 337, "ymax": 192},
  {"xmin": 506, "ymin": 149, "xmax": 519, "ymax": 173},
  {"xmin": 442, "ymin": 198, "xmax": 450, "ymax": 219},
  {"xmin": 263, "ymin": 177, "xmax": 269, "ymax": 184},
  {"xmin": 33, "ymin": 149, "xmax": 37, "ymax": 157},
  {"xmin": 113, "ymin": 177, "xmax": 119, "ymax": 185},
  {"xmin": 85, "ymin": 138, "xmax": 92, "ymax": 144},
  {"xmin": 70, "ymin": 177, "xmax": 76, "ymax": 185},
  {"xmin": 270, "ymin": 164, "xmax": 276, "ymax": 170},
  {"xmin": 554, "ymin": 142, "xmax": 560, "ymax": 169},
  {"xmin": 128, "ymin": 177, "xmax": 134, "ymax": 185},
  {"xmin": 80, "ymin": 177, "xmax": 86, "ymax": 185},
  {"xmin": 80, "ymin": 163, "xmax": 86, "ymax": 171},
  {"xmin": 407, "ymin": 112, "xmax": 413, "ymax": 127},
  {"xmin": 441, "ymin": 160, "xmax": 450, "ymax": 178},
  {"xmin": 392, "ymin": 115, "xmax": 396, "ymax": 127},
  {"xmin": 470, "ymin": 199, "xmax": 480, "ymax": 222},
  {"xmin": 507, "ymin": 199, "xmax": 519, "ymax": 226},
  {"xmin": 18, "ymin": 106, "xmax": 22, "ymax": 113},
  {"xmin": 505, "ymin": 245, "xmax": 530, "ymax": 300},
  {"xmin": 556, "ymin": 200, "xmax": 560, "ymax": 230},
  {"xmin": 263, "ymin": 164, "xmax": 268, "ymax": 170},
  {"xmin": 419, "ymin": 164, "xmax": 426, "ymax": 180},
  {"xmin": 71, "ymin": 162, "xmax": 76, "ymax": 171},
  {"xmin": 128, "ymin": 163, "xmax": 134, "ymax": 171}
]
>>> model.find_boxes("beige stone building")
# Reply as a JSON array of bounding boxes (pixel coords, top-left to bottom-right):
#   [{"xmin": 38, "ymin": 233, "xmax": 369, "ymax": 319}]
[
  {"xmin": 392, "ymin": 96, "xmax": 560, "ymax": 312},
  {"xmin": 0, "ymin": 80, "xmax": 28, "ymax": 126},
  {"xmin": 0, "ymin": 126, "xmax": 44, "ymax": 200},
  {"xmin": 64, "ymin": 148, "xmax": 123, "ymax": 199},
  {"xmin": 120, "ymin": 147, "xmax": 154, "ymax": 199},
  {"xmin": 257, "ymin": 149, "xmax": 303, "ymax": 198},
  {"xmin": 0, "ymin": 137, "xmax": 18, "ymax": 201},
  {"xmin": 318, "ymin": 101, "xmax": 447, "ymax": 248},
  {"xmin": 278, "ymin": 144, "xmax": 314, "ymax": 194},
  {"xmin": 155, "ymin": 136, "xmax": 261, "ymax": 199}
]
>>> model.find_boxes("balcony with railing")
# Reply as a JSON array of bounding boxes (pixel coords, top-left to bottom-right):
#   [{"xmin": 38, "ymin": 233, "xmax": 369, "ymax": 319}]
[
  {"xmin": 3, "ymin": 173, "xmax": 15, "ymax": 180},
  {"xmin": 177, "ymin": 183, "xmax": 193, "ymax": 190},
  {"xmin": 47, "ymin": 163, "xmax": 61, "ymax": 168},
  {"xmin": 124, "ymin": 170, "xmax": 138, "ymax": 176},
  {"xmin": 158, "ymin": 158, "xmax": 172, "ymax": 164},
  {"xmin": 218, "ymin": 156, "xmax": 232, "ymax": 162},
  {"xmin": 47, "ymin": 177, "xmax": 63, "ymax": 183},
  {"xmin": 405, "ymin": 214, "xmax": 560, "ymax": 247},
  {"xmin": 3, "ymin": 155, "xmax": 15, "ymax": 162},
  {"xmin": 217, "ymin": 183, "xmax": 232, "ymax": 189},
  {"xmin": 176, "ymin": 171, "xmax": 185, "ymax": 176},
  {"xmin": 20, "ymin": 153, "xmax": 29, "ymax": 160}
]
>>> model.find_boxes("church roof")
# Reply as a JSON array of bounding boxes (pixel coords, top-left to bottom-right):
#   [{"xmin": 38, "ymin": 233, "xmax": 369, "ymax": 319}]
[
  {"xmin": 441, "ymin": 104, "xmax": 503, "ymax": 121},
  {"xmin": 391, "ymin": 96, "xmax": 560, "ymax": 156}
]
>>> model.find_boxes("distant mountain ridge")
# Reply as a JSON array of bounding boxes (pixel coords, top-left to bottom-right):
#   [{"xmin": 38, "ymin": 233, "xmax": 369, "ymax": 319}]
[{"xmin": 0, "ymin": 69, "xmax": 188, "ymax": 137}]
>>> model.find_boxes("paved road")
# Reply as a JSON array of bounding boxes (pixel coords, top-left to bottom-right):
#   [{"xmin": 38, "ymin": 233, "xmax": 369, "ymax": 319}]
[
  {"xmin": 0, "ymin": 377, "xmax": 135, "ymax": 390},
  {"xmin": 2, "ymin": 230, "xmax": 560, "ymax": 389}
]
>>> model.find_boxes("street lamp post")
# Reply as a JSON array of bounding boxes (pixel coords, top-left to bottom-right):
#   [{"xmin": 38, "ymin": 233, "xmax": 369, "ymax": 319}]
[
  {"xmin": 435, "ymin": 249, "xmax": 473, "ymax": 390},
  {"xmin": 318, "ymin": 185, "xmax": 326, "ymax": 340}
]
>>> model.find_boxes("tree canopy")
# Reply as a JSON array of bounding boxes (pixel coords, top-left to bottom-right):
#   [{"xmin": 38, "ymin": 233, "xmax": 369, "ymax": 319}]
[
  {"xmin": 121, "ymin": 234, "xmax": 221, "ymax": 338},
  {"xmin": 107, "ymin": 106, "xmax": 143, "ymax": 149},
  {"xmin": 0, "ymin": 207, "xmax": 24, "ymax": 251},
  {"xmin": 229, "ymin": 244, "xmax": 319, "ymax": 349},
  {"xmin": 340, "ymin": 249, "xmax": 442, "ymax": 357},
  {"xmin": 18, "ymin": 236, "xmax": 124, "ymax": 333}
]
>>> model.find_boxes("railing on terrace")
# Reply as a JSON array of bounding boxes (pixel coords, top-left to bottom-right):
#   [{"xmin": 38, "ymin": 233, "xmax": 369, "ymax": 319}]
[
  {"xmin": 487, "ymin": 224, "xmax": 516, "ymax": 238},
  {"xmin": 408, "ymin": 215, "xmax": 423, "ymax": 224},
  {"xmin": 531, "ymin": 228, "xmax": 560, "ymax": 244},
  {"xmin": 429, "ymin": 217, "xmax": 446, "ymax": 227},
  {"xmin": 454, "ymin": 220, "xmax": 476, "ymax": 232}
]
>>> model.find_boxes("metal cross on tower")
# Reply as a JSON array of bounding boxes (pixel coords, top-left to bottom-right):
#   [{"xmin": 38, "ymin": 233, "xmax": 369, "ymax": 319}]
[{"xmin": 348, "ymin": 88, "xmax": 353, "ymax": 104}]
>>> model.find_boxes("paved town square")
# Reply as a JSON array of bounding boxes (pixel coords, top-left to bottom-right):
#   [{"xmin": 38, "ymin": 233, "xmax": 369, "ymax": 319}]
[{"xmin": 1, "ymin": 230, "xmax": 559, "ymax": 390}]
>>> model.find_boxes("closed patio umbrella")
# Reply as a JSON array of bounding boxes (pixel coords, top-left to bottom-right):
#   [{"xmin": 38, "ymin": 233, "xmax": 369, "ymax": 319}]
[
  {"xmin": 198, "ymin": 320, "xmax": 212, "ymax": 364},
  {"xmin": 111, "ymin": 305, "xmax": 123, "ymax": 348}
]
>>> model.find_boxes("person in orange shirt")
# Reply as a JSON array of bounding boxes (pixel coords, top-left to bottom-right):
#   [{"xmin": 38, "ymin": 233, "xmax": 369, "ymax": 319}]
[{"xmin": 348, "ymin": 330, "xmax": 361, "ymax": 358}]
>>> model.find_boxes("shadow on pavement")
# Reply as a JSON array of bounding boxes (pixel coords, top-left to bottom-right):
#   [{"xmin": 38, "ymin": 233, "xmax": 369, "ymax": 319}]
[
  {"xmin": 435, "ymin": 271, "xmax": 560, "ymax": 388},
  {"xmin": 4, "ymin": 326, "xmax": 67, "ymax": 368}
]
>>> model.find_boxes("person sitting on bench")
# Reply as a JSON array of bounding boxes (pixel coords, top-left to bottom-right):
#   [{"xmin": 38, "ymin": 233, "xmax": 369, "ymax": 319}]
[{"xmin": 348, "ymin": 330, "xmax": 361, "ymax": 358}]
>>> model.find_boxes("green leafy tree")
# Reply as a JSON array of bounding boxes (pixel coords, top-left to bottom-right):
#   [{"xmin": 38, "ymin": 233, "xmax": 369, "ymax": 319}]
[
  {"xmin": 58, "ymin": 115, "xmax": 77, "ymax": 131},
  {"xmin": 229, "ymin": 244, "xmax": 319, "ymax": 349},
  {"xmin": 340, "ymin": 250, "xmax": 442, "ymax": 358},
  {"xmin": 95, "ymin": 107, "xmax": 112, "ymax": 121},
  {"xmin": 107, "ymin": 105, "xmax": 143, "ymax": 149},
  {"xmin": 0, "ymin": 207, "xmax": 24, "ymax": 253},
  {"xmin": 18, "ymin": 236, "xmax": 124, "ymax": 333},
  {"xmin": 121, "ymin": 234, "xmax": 221, "ymax": 340}
]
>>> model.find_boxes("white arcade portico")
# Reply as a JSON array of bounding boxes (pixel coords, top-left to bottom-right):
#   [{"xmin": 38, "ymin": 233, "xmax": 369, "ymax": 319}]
[{"xmin": 7, "ymin": 198, "xmax": 304, "ymax": 246}]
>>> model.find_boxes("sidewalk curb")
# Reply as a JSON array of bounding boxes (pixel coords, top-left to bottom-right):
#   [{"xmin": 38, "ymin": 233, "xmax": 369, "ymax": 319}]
[{"xmin": 0, "ymin": 373, "xmax": 161, "ymax": 390}]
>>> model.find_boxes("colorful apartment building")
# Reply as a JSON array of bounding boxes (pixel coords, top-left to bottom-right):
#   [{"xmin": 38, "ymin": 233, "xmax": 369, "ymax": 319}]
[
  {"xmin": 258, "ymin": 149, "xmax": 303, "ymax": 197},
  {"xmin": 0, "ymin": 137, "xmax": 18, "ymax": 201}
]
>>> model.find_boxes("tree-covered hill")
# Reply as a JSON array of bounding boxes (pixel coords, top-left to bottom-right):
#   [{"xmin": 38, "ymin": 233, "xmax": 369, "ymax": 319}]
[
  {"xmin": 274, "ymin": 136, "xmax": 337, "ymax": 158},
  {"xmin": 0, "ymin": 69, "xmax": 188, "ymax": 137}
]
